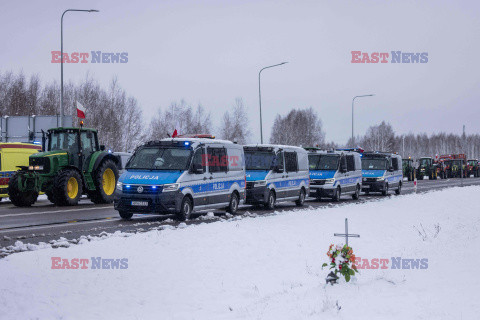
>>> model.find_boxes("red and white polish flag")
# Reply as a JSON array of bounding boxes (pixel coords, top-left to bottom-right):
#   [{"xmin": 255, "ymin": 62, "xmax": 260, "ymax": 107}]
[{"xmin": 76, "ymin": 101, "xmax": 86, "ymax": 119}]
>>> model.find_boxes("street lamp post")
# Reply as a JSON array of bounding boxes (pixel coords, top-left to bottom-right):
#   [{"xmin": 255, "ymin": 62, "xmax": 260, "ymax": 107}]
[
  {"xmin": 258, "ymin": 62, "xmax": 288, "ymax": 144},
  {"xmin": 60, "ymin": 9, "xmax": 99, "ymax": 127},
  {"xmin": 351, "ymin": 94, "xmax": 374, "ymax": 146}
]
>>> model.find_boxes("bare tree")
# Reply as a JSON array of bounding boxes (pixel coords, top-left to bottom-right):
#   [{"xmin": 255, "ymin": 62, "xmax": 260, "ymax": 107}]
[
  {"xmin": 220, "ymin": 98, "xmax": 250, "ymax": 143},
  {"xmin": 269, "ymin": 107, "xmax": 325, "ymax": 146},
  {"xmin": 148, "ymin": 100, "xmax": 212, "ymax": 140},
  {"xmin": 361, "ymin": 121, "xmax": 395, "ymax": 151}
]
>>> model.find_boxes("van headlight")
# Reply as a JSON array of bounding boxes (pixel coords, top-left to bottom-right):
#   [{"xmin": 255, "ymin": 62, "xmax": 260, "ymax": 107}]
[
  {"xmin": 325, "ymin": 178, "xmax": 335, "ymax": 184},
  {"xmin": 116, "ymin": 181, "xmax": 123, "ymax": 191},
  {"xmin": 163, "ymin": 183, "xmax": 180, "ymax": 191},
  {"xmin": 376, "ymin": 177, "xmax": 385, "ymax": 181},
  {"xmin": 362, "ymin": 177, "xmax": 367, "ymax": 182},
  {"xmin": 254, "ymin": 180, "xmax": 267, "ymax": 187}
]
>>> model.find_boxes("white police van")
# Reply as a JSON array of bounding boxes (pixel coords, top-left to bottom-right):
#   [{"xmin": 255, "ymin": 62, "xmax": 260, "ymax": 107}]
[
  {"xmin": 243, "ymin": 144, "xmax": 309, "ymax": 209},
  {"xmin": 306, "ymin": 148, "xmax": 363, "ymax": 201},
  {"xmin": 361, "ymin": 152, "xmax": 403, "ymax": 196},
  {"xmin": 114, "ymin": 137, "xmax": 246, "ymax": 220}
]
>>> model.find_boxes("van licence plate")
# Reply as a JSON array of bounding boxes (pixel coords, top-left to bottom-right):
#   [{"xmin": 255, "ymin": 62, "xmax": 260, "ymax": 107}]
[
  {"xmin": 363, "ymin": 185, "xmax": 370, "ymax": 188},
  {"xmin": 131, "ymin": 201, "xmax": 148, "ymax": 206}
]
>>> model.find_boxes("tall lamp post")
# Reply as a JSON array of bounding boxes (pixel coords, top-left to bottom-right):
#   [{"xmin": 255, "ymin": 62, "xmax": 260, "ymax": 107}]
[
  {"xmin": 351, "ymin": 94, "xmax": 374, "ymax": 146},
  {"xmin": 60, "ymin": 9, "xmax": 99, "ymax": 127},
  {"xmin": 258, "ymin": 62, "xmax": 288, "ymax": 144}
]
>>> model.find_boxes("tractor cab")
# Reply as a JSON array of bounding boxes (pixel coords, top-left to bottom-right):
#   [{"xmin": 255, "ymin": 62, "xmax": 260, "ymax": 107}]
[
  {"xmin": 402, "ymin": 157, "xmax": 415, "ymax": 181},
  {"xmin": 44, "ymin": 128, "xmax": 101, "ymax": 171}
]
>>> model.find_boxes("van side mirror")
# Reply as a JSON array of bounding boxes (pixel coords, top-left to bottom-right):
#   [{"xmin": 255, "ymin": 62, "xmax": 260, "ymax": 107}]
[
  {"xmin": 340, "ymin": 164, "xmax": 347, "ymax": 173},
  {"xmin": 100, "ymin": 145, "xmax": 106, "ymax": 151},
  {"xmin": 388, "ymin": 166, "xmax": 394, "ymax": 172},
  {"xmin": 190, "ymin": 163, "xmax": 203, "ymax": 174}
]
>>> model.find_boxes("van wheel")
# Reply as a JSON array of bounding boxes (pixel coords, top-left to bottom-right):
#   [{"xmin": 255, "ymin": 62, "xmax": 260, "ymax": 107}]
[
  {"xmin": 176, "ymin": 197, "xmax": 192, "ymax": 221},
  {"xmin": 352, "ymin": 185, "xmax": 360, "ymax": 200},
  {"xmin": 382, "ymin": 184, "xmax": 389, "ymax": 196},
  {"xmin": 264, "ymin": 190, "xmax": 276, "ymax": 210},
  {"xmin": 395, "ymin": 182, "xmax": 402, "ymax": 195},
  {"xmin": 333, "ymin": 187, "xmax": 341, "ymax": 202},
  {"xmin": 227, "ymin": 192, "xmax": 239, "ymax": 214},
  {"xmin": 119, "ymin": 211, "xmax": 133, "ymax": 220},
  {"xmin": 295, "ymin": 188, "xmax": 306, "ymax": 206}
]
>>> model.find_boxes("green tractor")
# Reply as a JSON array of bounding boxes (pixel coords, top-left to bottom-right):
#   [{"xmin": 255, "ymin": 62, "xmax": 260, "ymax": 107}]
[
  {"xmin": 402, "ymin": 157, "xmax": 416, "ymax": 181},
  {"xmin": 416, "ymin": 157, "xmax": 437, "ymax": 180},
  {"xmin": 8, "ymin": 127, "xmax": 119, "ymax": 207}
]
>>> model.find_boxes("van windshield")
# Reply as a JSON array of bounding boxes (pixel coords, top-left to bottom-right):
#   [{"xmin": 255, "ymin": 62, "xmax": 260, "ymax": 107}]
[
  {"xmin": 308, "ymin": 154, "xmax": 339, "ymax": 170},
  {"xmin": 126, "ymin": 147, "xmax": 192, "ymax": 171},
  {"xmin": 245, "ymin": 151, "xmax": 275, "ymax": 170},
  {"xmin": 362, "ymin": 158, "xmax": 387, "ymax": 170}
]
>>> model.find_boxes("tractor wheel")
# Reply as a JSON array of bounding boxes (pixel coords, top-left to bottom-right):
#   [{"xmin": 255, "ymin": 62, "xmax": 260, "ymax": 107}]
[
  {"xmin": 8, "ymin": 173, "xmax": 38, "ymax": 207},
  {"xmin": 89, "ymin": 160, "xmax": 119, "ymax": 204},
  {"xmin": 53, "ymin": 169, "xmax": 83, "ymax": 206}
]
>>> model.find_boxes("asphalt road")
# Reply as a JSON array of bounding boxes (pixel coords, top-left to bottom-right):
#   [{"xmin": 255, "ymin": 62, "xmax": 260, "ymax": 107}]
[{"xmin": 1, "ymin": 177, "xmax": 479, "ymax": 252}]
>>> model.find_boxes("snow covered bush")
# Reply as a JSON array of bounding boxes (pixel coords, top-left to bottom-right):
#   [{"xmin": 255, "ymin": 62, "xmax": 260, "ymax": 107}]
[{"xmin": 323, "ymin": 244, "xmax": 358, "ymax": 282}]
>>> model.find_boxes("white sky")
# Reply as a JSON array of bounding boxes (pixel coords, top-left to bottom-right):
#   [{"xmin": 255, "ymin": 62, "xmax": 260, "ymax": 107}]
[{"xmin": 1, "ymin": 0, "xmax": 479, "ymax": 144}]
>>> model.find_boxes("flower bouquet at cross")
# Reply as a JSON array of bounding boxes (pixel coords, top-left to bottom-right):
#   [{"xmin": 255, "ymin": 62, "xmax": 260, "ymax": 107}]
[{"xmin": 322, "ymin": 244, "xmax": 358, "ymax": 283}]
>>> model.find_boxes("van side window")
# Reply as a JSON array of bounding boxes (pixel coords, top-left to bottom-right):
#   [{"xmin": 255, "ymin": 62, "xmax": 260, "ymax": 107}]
[
  {"xmin": 340, "ymin": 156, "xmax": 347, "ymax": 170},
  {"xmin": 346, "ymin": 155, "xmax": 355, "ymax": 171},
  {"xmin": 285, "ymin": 152, "xmax": 298, "ymax": 172},
  {"xmin": 192, "ymin": 148, "xmax": 206, "ymax": 173},
  {"xmin": 392, "ymin": 157, "xmax": 399, "ymax": 171},
  {"xmin": 274, "ymin": 152, "xmax": 284, "ymax": 171},
  {"xmin": 227, "ymin": 148, "xmax": 243, "ymax": 172},
  {"xmin": 207, "ymin": 147, "xmax": 228, "ymax": 173},
  {"xmin": 355, "ymin": 155, "xmax": 361, "ymax": 170}
]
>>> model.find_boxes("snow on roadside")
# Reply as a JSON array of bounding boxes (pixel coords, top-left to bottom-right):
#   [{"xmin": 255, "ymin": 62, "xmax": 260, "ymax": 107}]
[{"xmin": 0, "ymin": 187, "xmax": 479, "ymax": 319}]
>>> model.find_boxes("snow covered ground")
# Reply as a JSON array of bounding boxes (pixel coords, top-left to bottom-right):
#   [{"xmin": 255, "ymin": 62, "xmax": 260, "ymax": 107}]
[{"xmin": 1, "ymin": 187, "xmax": 479, "ymax": 319}]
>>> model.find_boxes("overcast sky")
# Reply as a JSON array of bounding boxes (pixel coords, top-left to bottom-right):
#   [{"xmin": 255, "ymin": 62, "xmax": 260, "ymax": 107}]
[{"xmin": 1, "ymin": 0, "xmax": 479, "ymax": 144}]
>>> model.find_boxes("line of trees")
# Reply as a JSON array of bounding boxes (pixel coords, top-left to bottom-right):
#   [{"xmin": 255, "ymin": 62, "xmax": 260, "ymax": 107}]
[
  {"xmin": 2, "ymin": 70, "xmax": 480, "ymax": 158},
  {"xmin": 350, "ymin": 121, "xmax": 480, "ymax": 159},
  {"xmin": 0, "ymin": 71, "xmax": 144, "ymax": 152}
]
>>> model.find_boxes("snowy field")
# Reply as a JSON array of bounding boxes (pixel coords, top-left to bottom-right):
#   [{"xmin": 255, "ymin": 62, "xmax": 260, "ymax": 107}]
[{"xmin": 1, "ymin": 187, "xmax": 479, "ymax": 320}]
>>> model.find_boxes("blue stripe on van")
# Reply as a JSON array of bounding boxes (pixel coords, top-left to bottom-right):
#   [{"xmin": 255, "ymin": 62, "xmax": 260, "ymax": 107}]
[
  {"xmin": 309, "ymin": 170, "xmax": 336, "ymax": 179},
  {"xmin": 180, "ymin": 179, "xmax": 246, "ymax": 194},
  {"xmin": 271, "ymin": 178, "xmax": 309, "ymax": 189}
]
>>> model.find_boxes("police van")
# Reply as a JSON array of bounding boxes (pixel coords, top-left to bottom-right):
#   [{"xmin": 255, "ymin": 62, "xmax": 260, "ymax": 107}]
[
  {"xmin": 114, "ymin": 137, "xmax": 246, "ymax": 220},
  {"xmin": 361, "ymin": 152, "xmax": 403, "ymax": 196},
  {"xmin": 307, "ymin": 148, "xmax": 362, "ymax": 201},
  {"xmin": 243, "ymin": 144, "xmax": 309, "ymax": 208}
]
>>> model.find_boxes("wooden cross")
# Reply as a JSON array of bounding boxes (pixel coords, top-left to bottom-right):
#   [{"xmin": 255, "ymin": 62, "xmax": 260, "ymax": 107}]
[{"xmin": 334, "ymin": 218, "xmax": 360, "ymax": 247}]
